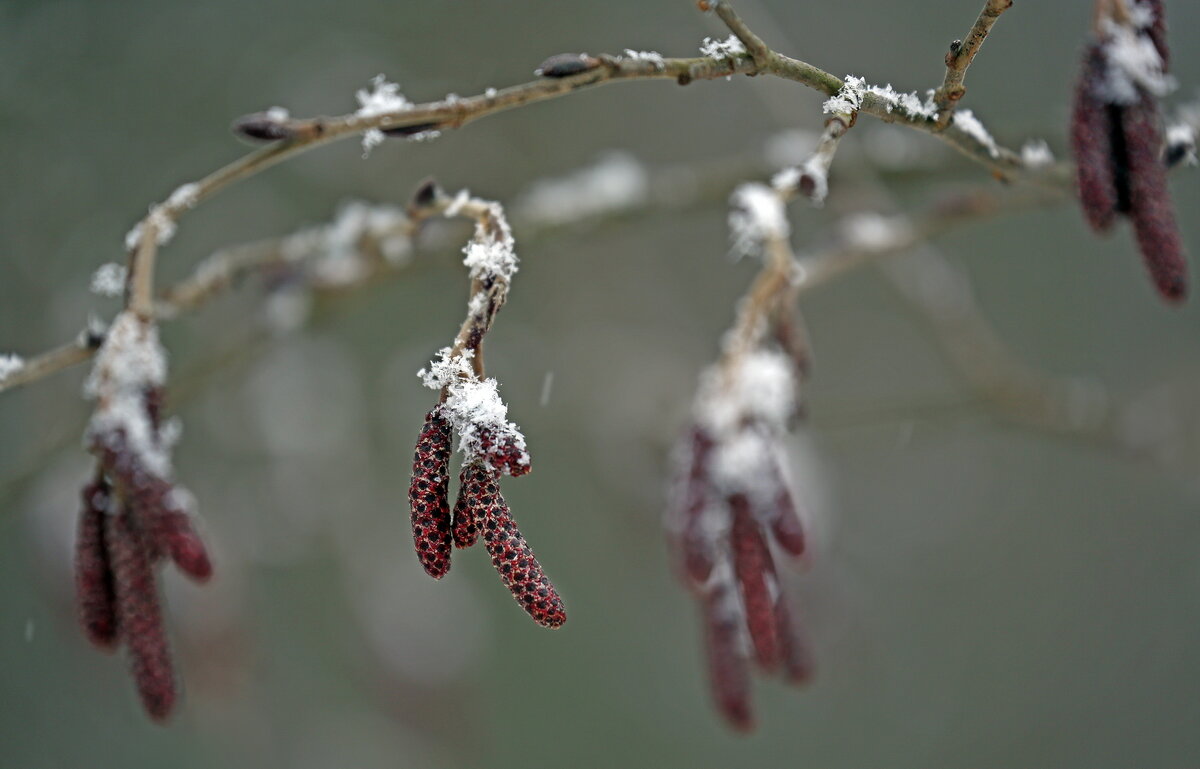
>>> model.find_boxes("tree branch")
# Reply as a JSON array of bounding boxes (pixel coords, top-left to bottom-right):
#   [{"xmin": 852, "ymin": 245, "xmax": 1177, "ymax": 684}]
[{"xmin": 932, "ymin": 0, "xmax": 1015, "ymax": 130}]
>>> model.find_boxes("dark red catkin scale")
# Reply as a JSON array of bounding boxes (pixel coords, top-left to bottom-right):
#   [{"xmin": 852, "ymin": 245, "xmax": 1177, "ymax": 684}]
[
  {"xmin": 409, "ymin": 409, "xmax": 454, "ymax": 578},
  {"xmin": 702, "ymin": 584, "xmax": 754, "ymax": 733},
  {"xmin": 1071, "ymin": 44, "xmax": 1121, "ymax": 233},
  {"xmin": 452, "ymin": 462, "xmax": 497, "ymax": 549},
  {"xmin": 75, "ymin": 479, "xmax": 118, "ymax": 650},
  {"xmin": 730, "ymin": 496, "xmax": 782, "ymax": 672},
  {"xmin": 106, "ymin": 511, "xmax": 176, "ymax": 722},
  {"xmin": 1123, "ymin": 93, "xmax": 1188, "ymax": 302},
  {"xmin": 481, "ymin": 494, "xmax": 566, "ymax": 628}
]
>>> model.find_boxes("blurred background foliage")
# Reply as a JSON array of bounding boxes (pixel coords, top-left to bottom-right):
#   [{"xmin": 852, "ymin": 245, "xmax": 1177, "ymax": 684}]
[{"xmin": 2, "ymin": 1, "xmax": 1199, "ymax": 767}]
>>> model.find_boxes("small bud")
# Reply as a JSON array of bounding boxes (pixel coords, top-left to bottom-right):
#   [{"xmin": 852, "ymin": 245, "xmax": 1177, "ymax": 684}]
[
  {"xmin": 535, "ymin": 53, "xmax": 601, "ymax": 78},
  {"xmin": 381, "ymin": 121, "xmax": 444, "ymax": 137},
  {"xmin": 409, "ymin": 177, "xmax": 443, "ymax": 214},
  {"xmin": 481, "ymin": 493, "xmax": 566, "ymax": 628},
  {"xmin": 231, "ymin": 112, "xmax": 295, "ymax": 142},
  {"xmin": 409, "ymin": 408, "xmax": 454, "ymax": 578}
]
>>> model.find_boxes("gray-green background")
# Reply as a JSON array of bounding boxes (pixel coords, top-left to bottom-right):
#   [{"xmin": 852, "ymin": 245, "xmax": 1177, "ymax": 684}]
[{"xmin": 2, "ymin": 1, "xmax": 1199, "ymax": 767}]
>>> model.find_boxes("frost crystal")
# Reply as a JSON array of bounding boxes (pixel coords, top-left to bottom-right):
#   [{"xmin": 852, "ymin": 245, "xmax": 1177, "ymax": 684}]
[
  {"xmin": 623, "ymin": 49, "xmax": 666, "ymax": 69},
  {"xmin": 460, "ymin": 199, "xmax": 518, "ymax": 282},
  {"xmin": 91, "ymin": 262, "xmax": 128, "ymax": 298},
  {"xmin": 729, "ymin": 183, "xmax": 788, "ymax": 258},
  {"xmin": 418, "ymin": 349, "xmax": 529, "ymax": 470},
  {"xmin": 0, "ymin": 353, "xmax": 24, "ymax": 381},
  {"xmin": 265, "ymin": 106, "xmax": 290, "ymax": 122},
  {"xmin": 1100, "ymin": 16, "xmax": 1174, "ymax": 104},
  {"xmin": 515, "ymin": 152, "xmax": 649, "ymax": 227},
  {"xmin": 356, "ymin": 74, "xmax": 412, "ymax": 156},
  {"xmin": 823, "ymin": 76, "xmax": 865, "ymax": 116},
  {"xmin": 834, "ymin": 76, "xmax": 938, "ymax": 121},
  {"xmin": 951, "ymin": 109, "xmax": 999, "ymax": 157},
  {"xmin": 84, "ymin": 312, "xmax": 172, "ymax": 478},
  {"xmin": 700, "ymin": 35, "xmax": 747, "ymax": 61},
  {"xmin": 696, "ymin": 351, "xmax": 796, "ymax": 436},
  {"xmin": 356, "ymin": 74, "xmax": 411, "ymax": 118},
  {"xmin": 124, "ymin": 207, "xmax": 177, "ymax": 252},
  {"xmin": 1020, "ymin": 139, "xmax": 1055, "ymax": 169}
]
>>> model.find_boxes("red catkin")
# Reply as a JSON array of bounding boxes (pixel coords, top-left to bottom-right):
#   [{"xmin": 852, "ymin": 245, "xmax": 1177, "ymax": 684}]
[
  {"xmin": 1123, "ymin": 94, "xmax": 1188, "ymax": 302},
  {"xmin": 730, "ymin": 495, "xmax": 782, "ymax": 672},
  {"xmin": 452, "ymin": 461, "xmax": 497, "ymax": 548},
  {"xmin": 671, "ymin": 427, "xmax": 716, "ymax": 586},
  {"xmin": 409, "ymin": 408, "xmax": 454, "ymax": 578},
  {"xmin": 154, "ymin": 509, "xmax": 213, "ymax": 582},
  {"xmin": 106, "ymin": 511, "xmax": 176, "ymax": 722},
  {"xmin": 481, "ymin": 493, "xmax": 566, "ymax": 628},
  {"xmin": 702, "ymin": 584, "xmax": 754, "ymax": 732},
  {"xmin": 75, "ymin": 479, "xmax": 118, "ymax": 650},
  {"xmin": 774, "ymin": 598, "xmax": 815, "ymax": 686},
  {"xmin": 1071, "ymin": 44, "xmax": 1121, "ymax": 233}
]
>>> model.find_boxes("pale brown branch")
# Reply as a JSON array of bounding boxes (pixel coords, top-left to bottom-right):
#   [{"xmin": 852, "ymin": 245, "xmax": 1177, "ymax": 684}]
[
  {"xmin": 932, "ymin": 0, "xmax": 1015, "ymax": 130},
  {"xmin": 711, "ymin": 1, "xmax": 773, "ymax": 71}
]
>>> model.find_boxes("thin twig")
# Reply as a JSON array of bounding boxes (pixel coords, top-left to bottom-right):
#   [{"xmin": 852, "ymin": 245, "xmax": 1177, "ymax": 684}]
[{"xmin": 932, "ymin": 0, "xmax": 1015, "ymax": 130}]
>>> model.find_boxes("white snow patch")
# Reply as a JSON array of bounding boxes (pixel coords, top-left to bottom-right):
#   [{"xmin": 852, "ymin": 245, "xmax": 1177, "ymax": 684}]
[
  {"xmin": 840, "ymin": 212, "xmax": 911, "ymax": 251},
  {"xmin": 700, "ymin": 35, "xmax": 746, "ymax": 61},
  {"xmin": 1020, "ymin": 139, "xmax": 1055, "ymax": 168},
  {"xmin": 418, "ymin": 348, "xmax": 528, "ymax": 467},
  {"xmin": 951, "ymin": 109, "xmax": 999, "ymax": 157},
  {"xmin": 0, "ymin": 354, "xmax": 24, "ymax": 381},
  {"xmin": 90, "ymin": 262, "xmax": 127, "ymax": 298},
  {"xmin": 729, "ymin": 183, "xmax": 788, "ymax": 258},
  {"xmin": 83, "ymin": 311, "xmax": 172, "ymax": 477},
  {"xmin": 515, "ymin": 151, "xmax": 649, "ymax": 227}
]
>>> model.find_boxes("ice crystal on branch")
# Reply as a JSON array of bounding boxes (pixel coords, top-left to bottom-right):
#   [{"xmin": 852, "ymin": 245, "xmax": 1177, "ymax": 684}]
[
  {"xmin": 91, "ymin": 262, "xmax": 127, "ymax": 298},
  {"xmin": 729, "ymin": 183, "xmax": 789, "ymax": 258},
  {"xmin": 0, "ymin": 353, "xmax": 24, "ymax": 382},
  {"xmin": 700, "ymin": 35, "xmax": 747, "ymax": 61}
]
